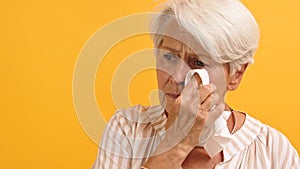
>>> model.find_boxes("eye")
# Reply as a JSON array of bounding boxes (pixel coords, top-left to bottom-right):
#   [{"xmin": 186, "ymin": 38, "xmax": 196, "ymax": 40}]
[
  {"xmin": 194, "ymin": 60, "xmax": 205, "ymax": 67},
  {"xmin": 163, "ymin": 53, "xmax": 178, "ymax": 62}
]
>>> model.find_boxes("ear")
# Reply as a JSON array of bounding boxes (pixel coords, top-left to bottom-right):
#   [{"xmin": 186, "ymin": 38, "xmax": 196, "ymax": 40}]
[{"xmin": 227, "ymin": 64, "xmax": 248, "ymax": 91}]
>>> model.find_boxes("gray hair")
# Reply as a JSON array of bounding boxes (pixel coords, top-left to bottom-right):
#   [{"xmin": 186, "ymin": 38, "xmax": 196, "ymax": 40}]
[{"xmin": 150, "ymin": 0, "xmax": 260, "ymax": 75}]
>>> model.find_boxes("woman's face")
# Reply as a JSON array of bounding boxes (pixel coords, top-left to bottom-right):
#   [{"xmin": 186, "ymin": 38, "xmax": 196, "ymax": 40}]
[{"xmin": 156, "ymin": 36, "xmax": 231, "ymax": 113}]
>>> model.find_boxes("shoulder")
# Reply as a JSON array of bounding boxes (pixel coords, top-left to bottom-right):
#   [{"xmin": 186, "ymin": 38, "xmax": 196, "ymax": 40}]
[
  {"xmin": 223, "ymin": 113, "xmax": 299, "ymax": 168},
  {"xmin": 238, "ymin": 113, "xmax": 295, "ymax": 146},
  {"xmin": 248, "ymin": 115, "xmax": 295, "ymax": 150},
  {"xmin": 94, "ymin": 105, "xmax": 166, "ymax": 168},
  {"xmin": 100, "ymin": 104, "xmax": 167, "ymax": 159},
  {"xmin": 245, "ymin": 114, "xmax": 300, "ymax": 168},
  {"xmin": 106, "ymin": 104, "xmax": 167, "ymax": 137}
]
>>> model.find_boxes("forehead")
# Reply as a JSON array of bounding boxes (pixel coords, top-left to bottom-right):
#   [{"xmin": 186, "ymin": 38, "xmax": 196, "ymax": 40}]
[
  {"xmin": 160, "ymin": 36, "xmax": 195, "ymax": 55},
  {"xmin": 161, "ymin": 20, "xmax": 210, "ymax": 57}
]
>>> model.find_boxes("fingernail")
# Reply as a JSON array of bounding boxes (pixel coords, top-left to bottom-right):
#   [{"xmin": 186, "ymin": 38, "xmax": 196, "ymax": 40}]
[{"xmin": 210, "ymin": 94, "xmax": 219, "ymax": 109}]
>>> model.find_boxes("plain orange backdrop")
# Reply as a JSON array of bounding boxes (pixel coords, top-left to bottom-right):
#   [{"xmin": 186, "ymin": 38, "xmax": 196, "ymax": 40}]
[{"xmin": 1, "ymin": 0, "xmax": 299, "ymax": 168}]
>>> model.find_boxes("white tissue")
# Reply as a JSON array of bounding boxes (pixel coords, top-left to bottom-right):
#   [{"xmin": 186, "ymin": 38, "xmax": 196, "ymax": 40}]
[
  {"xmin": 184, "ymin": 69, "xmax": 232, "ymax": 157},
  {"xmin": 185, "ymin": 69, "xmax": 210, "ymax": 86}
]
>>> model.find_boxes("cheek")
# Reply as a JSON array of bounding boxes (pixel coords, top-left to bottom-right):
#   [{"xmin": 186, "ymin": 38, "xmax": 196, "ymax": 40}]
[
  {"xmin": 156, "ymin": 69, "xmax": 170, "ymax": 90},
  {"xmin": 207, "ymin": 66, "xmax": 228, "ymax": 98}
]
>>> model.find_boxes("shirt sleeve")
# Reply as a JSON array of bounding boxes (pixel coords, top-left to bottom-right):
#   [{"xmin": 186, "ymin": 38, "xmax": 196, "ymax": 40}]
[
  {"xmin": 92, "ymin": 111, "xmax": 133, "ymax": 169},
  {"xmin": 268, "ymin": 127, "xmax": 300, "ymax": 169}
]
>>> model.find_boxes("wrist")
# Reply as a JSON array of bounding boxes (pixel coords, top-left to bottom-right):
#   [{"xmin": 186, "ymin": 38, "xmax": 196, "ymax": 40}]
[
  {"xmin": 143, "ymin": 141, "xmax": 192, "ymax": 168},
  {"xmin": 175, "ymin": 141, "xmax": 195, "ymax": 159}
]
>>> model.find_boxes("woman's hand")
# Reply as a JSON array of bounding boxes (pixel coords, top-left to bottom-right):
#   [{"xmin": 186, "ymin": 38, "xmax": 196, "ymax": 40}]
[
  {"xmin": 165, "ymin": 74, "xmax": 224, "ymax": 149},
  {"xmin": 142, "ymin": 75, "xmax": 224, "ymax": 168}
]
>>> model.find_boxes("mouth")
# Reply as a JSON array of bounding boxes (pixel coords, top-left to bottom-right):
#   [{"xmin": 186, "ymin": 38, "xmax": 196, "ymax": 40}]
[{"xmin": 165, "ymin": 93, "xmax": 180, "ymax": 100}]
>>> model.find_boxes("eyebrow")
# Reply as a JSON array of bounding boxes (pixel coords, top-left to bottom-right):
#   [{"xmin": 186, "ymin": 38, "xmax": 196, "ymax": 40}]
[
  {"xmin": 159, "ymin": 46, "xmax": 181, "ymax": 53},
  {"xmin": 159, "ymin": 46, "xmax": 199, "ymax": 57}
]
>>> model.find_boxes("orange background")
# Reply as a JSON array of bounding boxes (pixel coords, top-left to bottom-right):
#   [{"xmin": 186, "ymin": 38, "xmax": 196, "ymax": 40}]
[{"xmin": 1, "ymin": 0, "xmax": 299, "ymax": 168}]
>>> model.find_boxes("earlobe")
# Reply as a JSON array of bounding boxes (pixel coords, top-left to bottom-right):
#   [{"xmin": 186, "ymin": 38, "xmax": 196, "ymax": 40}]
[{"xmin": 227, "ymin": 64, "xmax": 248, "ymax": 91}]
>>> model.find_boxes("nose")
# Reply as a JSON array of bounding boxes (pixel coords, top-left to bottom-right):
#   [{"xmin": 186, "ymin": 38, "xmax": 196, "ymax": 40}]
[{"xmin": 171, "ymin": 60, "xmax": 190, "ymax": 89}]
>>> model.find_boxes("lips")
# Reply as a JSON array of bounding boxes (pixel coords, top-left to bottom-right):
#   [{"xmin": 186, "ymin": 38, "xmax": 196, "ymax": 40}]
[{"xmin": 165, "ymin": 93, "xmax": 180, "ymax": 99}]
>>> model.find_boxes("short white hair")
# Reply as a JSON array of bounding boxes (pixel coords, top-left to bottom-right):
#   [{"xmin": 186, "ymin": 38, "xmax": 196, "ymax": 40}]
[{"xmin": 150, "ymin": 0, "xmax": 260, "ymax": 75}]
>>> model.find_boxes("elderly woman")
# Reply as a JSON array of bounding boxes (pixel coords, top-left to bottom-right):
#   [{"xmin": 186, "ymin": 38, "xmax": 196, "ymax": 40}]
[{"xmin": 93, "ymin": 0, "xmax": 299, "ymax": 168}]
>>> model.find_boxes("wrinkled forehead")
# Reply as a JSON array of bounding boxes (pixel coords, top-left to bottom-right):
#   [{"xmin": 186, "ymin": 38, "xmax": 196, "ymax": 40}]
[{"xmin": 161, "ymin": 19, "xmax": 210, "ymax": 58}]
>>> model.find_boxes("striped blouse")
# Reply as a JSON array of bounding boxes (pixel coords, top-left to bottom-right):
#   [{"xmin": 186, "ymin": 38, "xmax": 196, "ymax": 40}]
[{"xmin": 92, "ymin": 105, "xmax": 300, "ymax": 169}]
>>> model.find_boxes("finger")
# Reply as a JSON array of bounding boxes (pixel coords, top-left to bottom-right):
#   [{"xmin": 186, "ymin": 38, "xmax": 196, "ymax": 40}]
[
  {"xmin": 193, "ymin": 73, "xmax": 203, "ymax": 87},
  {"xmin": 200, "ymin": 93, "xmax": 220, "ymax": 112},
  {"xmin": 178, "ymin": 90, "xmax": 199, "ymax": 122},
  {"xmin": 170, "ymin": 88, "xmax": 198, "ymax": 124},
  {"xmin": 199, "ymin": 83, "xmax": 217, "ymax": 103},
  {"xmin": 196, "ymin": 106, "xmax": 209, "ymax": 123},
  {"xmin": 179, "ymin": 80, "xmax": 200, "ymax": 113},
  {"xmin": 176, "ymin": 91, "xmax": 200, "ymax": 133},
  {"xmin": 182, "ymin": 76, "xmax": 199, "ymax": 97},
  {"xmin": 205, "ymin": 103, "xmax": 225, "ymax": 126}
]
